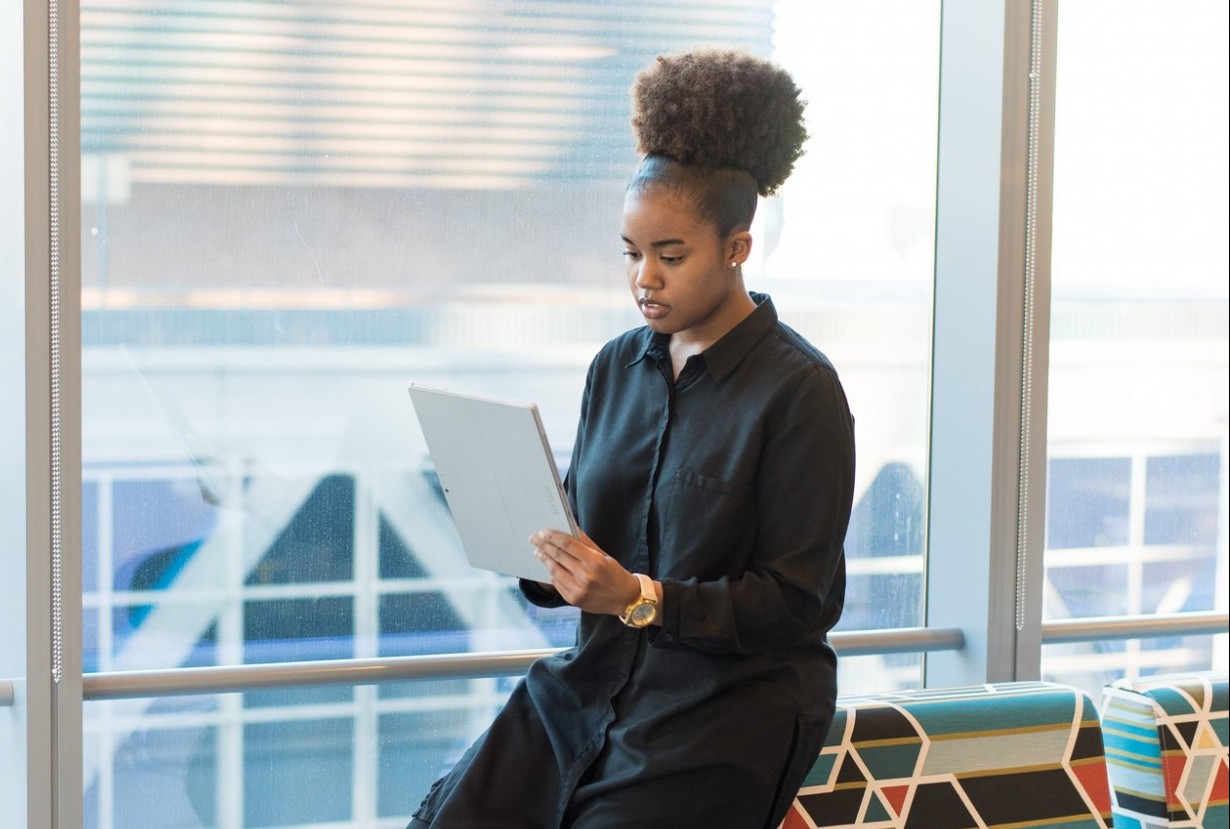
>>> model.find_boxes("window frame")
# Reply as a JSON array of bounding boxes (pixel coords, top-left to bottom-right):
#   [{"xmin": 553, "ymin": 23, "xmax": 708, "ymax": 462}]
[
  {"xmin": 6, "ymin": 0, "xmax": 1227, "ymax": 825},
  {"xmin": 924, "ymin": 0, "xmax": 1056, "ymax": 686}
]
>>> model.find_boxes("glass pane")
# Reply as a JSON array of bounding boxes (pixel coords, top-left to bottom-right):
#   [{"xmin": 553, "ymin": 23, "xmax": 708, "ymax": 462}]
[
  {"xmin": 84, "ymin": 681, "xmax": 494, "ymax": 828},
  {"xmin": 1043, "ymin": 634, "xmax": 1221, "ymax": 702},
  {"xmin": 1043, "ymin": 0, "xmax": 1230, "ymax": 688},
  {"xmin": 82, "ymin": 0, "xmax": 938, "ymax": 678},
  {"xmin": 775, "ymin": 3, "xmax": 937, "ymax": 689},
  {"xmin": 81, "ymin": 3, "xmax": 940, "ymax": 819},
  {"xmin": 1143, "ymin": 453, "xmax": 1222, "ymax": 546},
  {"xmin": 1, "ymin": 0, "xmax": 28, "ymax": 810},
  {"xmin": 1046, "ymin": 457, "xmax": 1131, "ymax": 549}
]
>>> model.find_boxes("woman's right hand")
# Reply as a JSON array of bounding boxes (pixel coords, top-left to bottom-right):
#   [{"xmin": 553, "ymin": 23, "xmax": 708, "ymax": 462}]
[{"xmin": 529, "ymin": 529, "xmax": 642, "ymax": 616}]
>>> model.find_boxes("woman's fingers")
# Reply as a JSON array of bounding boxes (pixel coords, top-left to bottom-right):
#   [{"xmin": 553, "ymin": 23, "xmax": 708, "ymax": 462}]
[
  {"xmin": 528, "ymin": 528, "xmax": 634, "ymax": 614},
  {"xmin": 530, "ymin": 529, "xmax": 585, "ymax": 563}
]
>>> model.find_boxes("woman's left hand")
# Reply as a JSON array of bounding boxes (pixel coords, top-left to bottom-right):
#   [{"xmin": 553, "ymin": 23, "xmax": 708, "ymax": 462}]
[{"xmin": 529, "ymin": 529, "xmax": 640, "ymax": 616}]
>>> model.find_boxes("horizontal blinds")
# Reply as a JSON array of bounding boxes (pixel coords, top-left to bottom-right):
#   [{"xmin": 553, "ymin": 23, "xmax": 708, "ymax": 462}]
[{"xmin": 82, "ymin": 0, "xmax": 775, "ymax": 188}]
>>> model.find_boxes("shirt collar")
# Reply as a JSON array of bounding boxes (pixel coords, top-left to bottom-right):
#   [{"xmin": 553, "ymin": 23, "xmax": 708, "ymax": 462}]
[{"xmin": 626, "ymin": 292, "xmax": 778, "ymax": 383}]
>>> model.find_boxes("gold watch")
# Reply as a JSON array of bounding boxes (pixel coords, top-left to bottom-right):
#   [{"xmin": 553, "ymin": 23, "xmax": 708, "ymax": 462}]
[{"xmin": 619, "ymin": 573, "xmax": 658, "ymax": 628}]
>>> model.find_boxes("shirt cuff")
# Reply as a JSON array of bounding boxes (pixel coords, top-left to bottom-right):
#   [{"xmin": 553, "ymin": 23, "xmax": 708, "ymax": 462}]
[
  {"xmin": 649, "ymin": 578, "xmax": 681, "ymax": 645},
  {"xmin": 518, "ymin": 578, "xmax": 568, "ymax": 608}
]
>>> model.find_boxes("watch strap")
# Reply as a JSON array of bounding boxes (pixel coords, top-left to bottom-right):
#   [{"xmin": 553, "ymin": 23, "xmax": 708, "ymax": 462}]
[{"xmin": 619, "ymin": 573, "xmax": 657, "ymax": 627}]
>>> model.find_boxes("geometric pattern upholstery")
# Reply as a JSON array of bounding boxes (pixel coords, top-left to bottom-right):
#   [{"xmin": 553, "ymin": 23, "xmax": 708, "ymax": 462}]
[
  {"xmin": 778, "ymin": 681, "xmax": 1114, "ymax": 829},
  {"xmin": 1100, "ymin": 671, "xmax": 1229, "ymax": 829}
]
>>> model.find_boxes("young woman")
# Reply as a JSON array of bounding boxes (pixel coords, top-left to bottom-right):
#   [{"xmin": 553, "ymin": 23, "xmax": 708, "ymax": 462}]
[{"xmin": 409, "ymin": 49, "xmax": 855, "ymax": 829}]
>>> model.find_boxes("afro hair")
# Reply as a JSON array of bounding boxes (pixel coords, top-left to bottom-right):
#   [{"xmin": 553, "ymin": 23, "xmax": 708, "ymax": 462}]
[{"xmin": 630, "ymin": 49, "xmax": 808, "ymax": 197}]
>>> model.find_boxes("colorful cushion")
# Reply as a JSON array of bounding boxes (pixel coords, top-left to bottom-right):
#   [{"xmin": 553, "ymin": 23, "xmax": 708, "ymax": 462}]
[
  {"xmin": 1101, "ymin": 671, "xmax": 1229, "ymax": 829},
  {"xmin": 780, "ymin": 681, "xmax": 1113, "ymax": 829}
]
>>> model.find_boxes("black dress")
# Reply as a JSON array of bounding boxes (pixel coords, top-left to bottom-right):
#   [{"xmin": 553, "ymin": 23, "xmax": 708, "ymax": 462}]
[{"xmin": 410, "ymin": 294, "xmax": 856, "ymax": 829}]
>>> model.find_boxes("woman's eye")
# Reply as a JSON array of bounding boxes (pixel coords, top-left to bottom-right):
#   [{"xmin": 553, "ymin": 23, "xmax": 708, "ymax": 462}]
[
  {"xmin": 661, "ymin": 255, "xmax": 682, "ymax": 264},
  {"xmin": 622, "ymin": 250, "xmax": 641, "ymax": 261}
]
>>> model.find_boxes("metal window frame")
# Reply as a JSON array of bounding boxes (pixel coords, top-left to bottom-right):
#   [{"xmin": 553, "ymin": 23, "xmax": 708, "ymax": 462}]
[
  {"xmin": 8, "ymin": 0, "xmax": 1225, "ymax": 825},
  {"xmin": 11, "ymin": 1, "xmax": 83, "ymax": 827},
  {"xmin": 925, "ymin": 0, "xmax": 1057, "ymax": 686}
]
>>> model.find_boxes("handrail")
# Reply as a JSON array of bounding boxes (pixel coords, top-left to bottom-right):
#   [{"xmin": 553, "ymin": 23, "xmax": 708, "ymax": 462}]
[
  {"xmin": 77, "ymin": 626, "xmax": 965, "ymax": 702},
  {"xmin": 830, "ymin": 625, "xmax": 964, "ymax": 656},
  {"xmin": 5, "ymin": 614, "xmax": 1227, "ymax": 706},
  {"xmin": 1040, "ymin": 611, "xmax": 1229, "ymax": 643},
  {"xmin": 83, "ymin": 649, "xmax": 558, "ymax": 701}
]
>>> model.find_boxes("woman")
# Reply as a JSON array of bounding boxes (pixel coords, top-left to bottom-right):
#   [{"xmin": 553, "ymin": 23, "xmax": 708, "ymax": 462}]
[{"xmin": 409, "ymin": 49, "xmax": 855, "ymax": 829}]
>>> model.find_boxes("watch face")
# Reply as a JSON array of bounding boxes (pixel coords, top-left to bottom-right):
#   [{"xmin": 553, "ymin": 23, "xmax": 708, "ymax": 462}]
[{"xmin": 629, "ymin": 602, "xmax": 656, "ymax": 626}]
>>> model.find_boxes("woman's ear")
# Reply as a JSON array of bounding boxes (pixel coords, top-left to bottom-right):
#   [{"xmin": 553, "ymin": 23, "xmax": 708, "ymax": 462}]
[{"xmin": 727, "ymin": 231, "xmax": 753, "ymax": 268}]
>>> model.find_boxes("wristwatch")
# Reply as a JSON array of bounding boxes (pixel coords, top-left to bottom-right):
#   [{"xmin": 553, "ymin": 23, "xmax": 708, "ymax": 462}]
[{"xmin": 619, "ymin": 573, "xmax": 658, "ymax": 628}]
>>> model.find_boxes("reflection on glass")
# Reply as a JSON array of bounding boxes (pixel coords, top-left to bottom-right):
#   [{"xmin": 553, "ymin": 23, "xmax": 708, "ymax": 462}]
[
  {"xmin": 1047, "ymin": 457, "xmax": 1131, "ymax": 549},
  {"xmin": 1043, "ymin": 0, "xmax": 1229, "ymax": 689},
  {"xmin": 85, "ymin": 684, "xmax": 497, "ymax": 828},
  {"xmin": 81, "ymin": 1, "xmax": 939, "ymax": 824},
  {"xmin": 1144, "ymin": 454, "xmax": 1222, "ymax": 546},
  {"xmin": 82, "ymin": 0, "xmax": 938, "ymax": 675},
  {"xmin": 84, "ymin": 721, "xmax": 217, "ymax": 828}
]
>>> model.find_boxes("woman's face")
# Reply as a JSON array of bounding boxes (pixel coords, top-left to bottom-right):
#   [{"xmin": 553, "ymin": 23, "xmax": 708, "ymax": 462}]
[{"xmin": 620, "ymin": 187, "xmax": 750, "ymax": 345}]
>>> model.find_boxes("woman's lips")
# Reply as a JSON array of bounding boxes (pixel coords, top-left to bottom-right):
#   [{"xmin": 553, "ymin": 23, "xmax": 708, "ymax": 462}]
[{"xmin": 638, "ymin": 298, "xmax": 668, "ymax": 319}]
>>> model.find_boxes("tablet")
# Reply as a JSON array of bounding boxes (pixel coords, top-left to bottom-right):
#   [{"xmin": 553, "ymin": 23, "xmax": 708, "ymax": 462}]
[{"xmin": 408, "ymin": 383, "xmax": 578, "ymax": 581}]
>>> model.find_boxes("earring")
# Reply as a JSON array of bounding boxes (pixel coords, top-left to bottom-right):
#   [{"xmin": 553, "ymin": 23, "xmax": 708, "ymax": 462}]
[{"xmin": 730, "ymin": 261, "xmax": 738, "ymax": 268}]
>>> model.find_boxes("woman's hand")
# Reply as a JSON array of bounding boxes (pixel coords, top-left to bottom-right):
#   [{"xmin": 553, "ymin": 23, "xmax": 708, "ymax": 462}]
[{"xmin": 529, "ymin": 529, "xmax": 641, "ymax": 616}]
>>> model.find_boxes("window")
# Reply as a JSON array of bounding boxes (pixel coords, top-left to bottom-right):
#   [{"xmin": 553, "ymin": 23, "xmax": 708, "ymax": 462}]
[
  {"xmin": 79, "ymin": 2, "xmax": 941, "ymax": 824},
  {"xmin": 1042, "ymin": 0, "xmax": 1229, "ymax": 692},
  {"xmin": 1, "ymin": 0, "xmax": 1214, "ymax": 825}
]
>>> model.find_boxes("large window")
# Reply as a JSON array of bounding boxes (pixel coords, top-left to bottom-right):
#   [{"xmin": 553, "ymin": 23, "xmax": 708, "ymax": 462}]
[
  {"xmin": 1042, "ymin": 0, "xmax": 1229, "ymax": 691},
  {"xmin": 4, "ymin": 1, "xmax": 1210, "ymax": 826},
  {"xmin": 78, "ymin": 2, "xmax": 940, "ymax": 825}
]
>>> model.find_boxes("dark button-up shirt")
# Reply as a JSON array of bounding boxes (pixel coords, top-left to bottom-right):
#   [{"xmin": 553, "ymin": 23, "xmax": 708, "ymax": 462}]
[{"xmin": 412, "ymin": 294, "xmax": 855, "ymax": 829}]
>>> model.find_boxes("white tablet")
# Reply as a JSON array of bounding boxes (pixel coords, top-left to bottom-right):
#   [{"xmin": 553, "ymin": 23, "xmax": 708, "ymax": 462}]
[{"xmin": 408, "ymin": 383, "xmax": 578, "ymax": 581}]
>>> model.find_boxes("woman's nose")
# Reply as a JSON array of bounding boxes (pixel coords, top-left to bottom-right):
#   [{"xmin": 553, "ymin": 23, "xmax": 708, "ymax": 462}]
[{"xmin": 634, "ymin": 260, "xmax": 661, "ymax": 289}]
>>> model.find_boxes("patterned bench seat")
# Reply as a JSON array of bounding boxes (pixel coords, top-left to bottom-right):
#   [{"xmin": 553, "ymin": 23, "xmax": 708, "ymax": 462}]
[
  {"xmin": 779, "ymin": 681, "xmax": 1113, "ymax": 829},
  {"xmin": 1100, "ymin": 670, "xmax": 1228, "ymax": 829}
]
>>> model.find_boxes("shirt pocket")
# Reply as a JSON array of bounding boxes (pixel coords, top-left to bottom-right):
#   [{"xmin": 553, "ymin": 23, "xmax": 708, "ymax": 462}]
[
  {"xmin": 673, "ymin": 466, "xmax": 749, "ymax": 498},
  {"xmin": 659, "ymin": 467, "xmax": 754, "ymax": 572}
]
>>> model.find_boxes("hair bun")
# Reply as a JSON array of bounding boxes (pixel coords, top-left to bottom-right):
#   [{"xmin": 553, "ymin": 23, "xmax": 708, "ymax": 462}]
[{"xmin": 631, "ymin": 49, "xmax": 808, "ymax": 196}]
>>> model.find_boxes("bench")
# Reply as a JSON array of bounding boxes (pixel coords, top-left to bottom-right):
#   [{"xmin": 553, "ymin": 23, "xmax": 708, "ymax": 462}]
[
  {"xmin": 779, "ymin": 672, "xmax": 1229, "ymax": 829},
  {"xmin": 1101, "ymin": 670, "xmax": 1228, "ymax": 829},
  {"xmin": 779, "ymin": 681, "xmax": 1114, "ymax": 828}
]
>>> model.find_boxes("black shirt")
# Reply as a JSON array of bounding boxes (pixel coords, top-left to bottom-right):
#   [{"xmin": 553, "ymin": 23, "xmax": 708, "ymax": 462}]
[{"xmin": 412, "ymin": 293, "xmax": 855, "ymax": 829}]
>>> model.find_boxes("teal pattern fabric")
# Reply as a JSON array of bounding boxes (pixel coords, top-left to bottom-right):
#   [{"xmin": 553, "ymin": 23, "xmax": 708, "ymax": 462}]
[
  {"xmin": 778, "ymin": 681, "xmax": 1113, "ymax": 829},
  {"xmin": 1101, "ymin": 671, "xmax": 1229, "ymax": 829}
]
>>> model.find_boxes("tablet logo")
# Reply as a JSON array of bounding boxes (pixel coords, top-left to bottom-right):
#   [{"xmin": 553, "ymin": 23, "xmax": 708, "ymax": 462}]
[{"xmin": 545, "ymin": 485, "xmax": 560, "ymax": 519}]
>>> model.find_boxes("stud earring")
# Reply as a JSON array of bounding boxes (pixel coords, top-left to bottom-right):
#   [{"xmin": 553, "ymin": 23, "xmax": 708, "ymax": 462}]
[{"xmin": 730, "ymin": 261, "xmax": 738, "ymax": 268}]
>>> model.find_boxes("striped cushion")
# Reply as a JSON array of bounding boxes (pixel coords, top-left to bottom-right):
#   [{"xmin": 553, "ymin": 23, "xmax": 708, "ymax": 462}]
[
  {"xmin": 779, "ymin": 681, "xmax": 1113, "ymax": 829},
  {"xmin": 1101, "ymin": 671, "xmax": 1229, "ymax": 829}
]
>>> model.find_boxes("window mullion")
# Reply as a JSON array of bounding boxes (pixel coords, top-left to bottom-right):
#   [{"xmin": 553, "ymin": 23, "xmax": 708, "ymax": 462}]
[{"xmin": 925, "ymin": 0, "xmax": 1055, "ymax": 686}]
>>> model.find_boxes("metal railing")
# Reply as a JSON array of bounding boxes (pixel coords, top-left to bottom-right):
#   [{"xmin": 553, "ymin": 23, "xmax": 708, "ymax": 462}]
[
  {"xmin": 77, "ymin": 626, "xmax": 965, "ymax": 701},
  {"xmin": 1039, "ymin": 610, "xmax": 1228, "ymax": 644},
  {"xmin": 4, "ymin": 613, "xmax": 1228, "ymax": 706}
]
